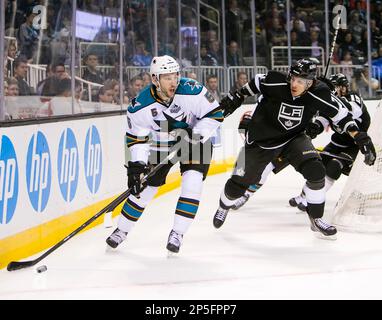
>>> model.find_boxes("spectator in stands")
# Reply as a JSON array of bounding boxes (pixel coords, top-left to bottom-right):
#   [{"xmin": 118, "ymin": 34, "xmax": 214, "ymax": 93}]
[
  {"xmin": 289, "ymin": 15, "xmax": 306, "ymax": 33},
  {"xmin": 340, "ymin": 51, "xmax": 354, "ymax": 81},
  {"xmin": 38, "ymin": 79, "xmax": 84, "ymax": 116},
  {"xmin": 98, "ymin": 85, "xmax": 115, "ymax": 104},
  {"xmin": 38, "ymin": 62, "xmax": 69, "ymax": 97},
  {"xmin": 36, "ymin": 64, "xmax": 53, "ymax": 96},
  {"xmin": 206, "ymin": 74, "xmax": 221, "ymax": 102},
  {"xmin": 50, "ymin": 27, "xmax": 71, "ymax": 66},
  {"xmin": 230, "ymin": 71, "xmax": 248, "ymax": 92},
  {"xmin": 82, "ymin": 53, "xmax": 104, "ymax": 101},
  {"xmin": 372, "ymin": 1, "xmax": 382, "ymax": 21},
  {"xmin": 6, "ymin": 41, "xmax": 17, "ymax": 76},
  {"xmin": 339, "ymin": 32, "xmax": 356, "ymax": 61},
  {"xmin": 290, "ymin": 21, "xmax": 309, "ymax": 46},
  {"xmin": 350, "ymin": 1, "xmax": 367, "ymax": 23},
  {"xmin": 229, "ymin": 68, "xmax": 256, "ymax": 102},
  {"xmin": 370, "ymin": 19, "xmax": 381, "ymax": 50},
  {"xmin": 227, "ymin": 40, "xmax": 243, "ymax": 67},
  {"xmin": 352, "ymin": 63, "xmax": 380, "ymax": 97},
  {"xmin": 141, "ymin": 72, "xmax": 151, "ymax": 87},
  {"xmin": 348, "ymin": 11, "xmax": 366, "ymax": 46},
  {"xmin": 16, "ymin": 7, "xmax": 39, "ymax": 61},
  {"xmin": 127, "ymin": 75, "xmax": 144, "ymax": 100},
  {"xmin": 6, "ymin": 77, "xmax": 19, "ymax": 97},
  {"xmin": 13, "ymin": 57, "xmax": 34, "ymax": 95},
  {"xmin": 104, "ymin": 79, "xmax": 119, "ymax": 104},
  {"xmin": 264, "ymin": 2, "xmax": 285, "ymax": 31},
  {"xmin": 132, "ymin": 40, "xmax": 152, "ymax": 66},
  {"xmin": 208, "ymin": 40, "xmax": 222, "ymax": 65},
  {"xmin": 267, "ymin": 17, "xmax": 287, "ymax": 47},
  {"xmin": 82, "ymin": 53, "xmax": 104, "ymax": 84},
  {"xmin": 309, "ymin": 30, "xmax": 323, "ymax": 60},
  {"xmin": 206, "ymin": 30, "xmax": 218, "ymax": 43},
  {"xmin": 199, "ymin": 44, "xmax": 218, "ymax": 66},
  {"xmin": 54, "ymin": 0, "xmax": 73, "ymax": 33},
  {"xmin": 226, "ymin": 0, "xmax": 242, "ymax": 46}
]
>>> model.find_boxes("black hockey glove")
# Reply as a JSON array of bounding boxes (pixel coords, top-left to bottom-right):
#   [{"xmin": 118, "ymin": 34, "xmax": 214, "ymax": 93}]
[
  {"xmin": 353, "ymin": 132, "xmax": 376, "ymax": 166},
  {"xmin": 221, "ymin": 90, "xmax": 245, "ymax": 117},
  {"xmin": 126, "ymin": 161, "xmax": 151, "ymax": 196},
  {"xmin": 238, "ymin": 111, "xmax": 252, "ymax": 133},
  {"xmin": 305, "ymin": 120, "xmax": 324, "ymax": 139}
]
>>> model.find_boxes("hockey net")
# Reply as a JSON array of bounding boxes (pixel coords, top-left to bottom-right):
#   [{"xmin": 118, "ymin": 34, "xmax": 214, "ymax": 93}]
[{"xmin": 332, "ymin": 100, "xmax": 382, "ymax": 232}]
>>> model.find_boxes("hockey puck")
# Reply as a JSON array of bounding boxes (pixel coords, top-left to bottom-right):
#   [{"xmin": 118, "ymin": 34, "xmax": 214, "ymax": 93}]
[{"xmin": 36, "ymin": 265, "xmax": 47, "ymax": 273}]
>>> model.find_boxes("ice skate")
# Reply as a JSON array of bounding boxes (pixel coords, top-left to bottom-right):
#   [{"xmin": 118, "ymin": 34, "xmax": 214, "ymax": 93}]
[
  {"xmin": 309, "ymin": 217, "xmax": 337, "ymax": 240},
  {"xmin": 289, "ymin": 194, "xmax": 307, "ymax": 212},
  {"xmin": 213, "ymin": 206, "xmax": 229, "ymax": 228},
  {"xmin": 166, "ymin": 229, "xmax": 183, "ymax": 254},
  {"xmin": 232, "ymin": 193, "xmax": 250, "ymax": 211},
  {"xmin": 106, "ymin": 228, "xmax": 128, "ymax": 248}
]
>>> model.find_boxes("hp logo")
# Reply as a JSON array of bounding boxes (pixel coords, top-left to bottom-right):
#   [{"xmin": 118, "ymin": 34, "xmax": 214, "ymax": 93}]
[
  {"xmin": 0, "ymin": 135, "xmax": 19, "ymax": 224},
  {"xmin": 26, "ymin": 131, "xmax": 51, "ymax": 213},
  {"xmin": 84, "ymin": 126, "xmax": 102, "ymax": 194},
  {"xmin": 58, "ymin": 128, "xmax": 79, "ymax": 202}
]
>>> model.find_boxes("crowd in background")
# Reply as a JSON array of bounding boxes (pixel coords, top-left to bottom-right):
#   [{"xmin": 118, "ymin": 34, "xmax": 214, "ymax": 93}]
[{"xmin": 2, "ymin": 0, "xmax": 382, "ymax": 119}]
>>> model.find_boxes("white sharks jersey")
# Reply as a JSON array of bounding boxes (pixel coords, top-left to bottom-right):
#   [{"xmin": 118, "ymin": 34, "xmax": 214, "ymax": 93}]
[{"xmin": 125, "ymin": 78, "xmax": 223, "ymax": 163}]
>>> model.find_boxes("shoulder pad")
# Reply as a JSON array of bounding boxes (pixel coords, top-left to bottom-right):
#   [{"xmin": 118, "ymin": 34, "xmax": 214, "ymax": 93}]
[
  {"xmin": 311, "ymin": 80, "xmax": 331, "ymax": 94},
  {"xmin": 128, "ymin": 86, "xmax": 156, "ymax": 113},
  {"xmin": 176, "ymin": 78, "xmax": 204, "ymax": 95},
  {"xmin": 265, "ymin": 71, "xmax": 288, "ymax": 84}
]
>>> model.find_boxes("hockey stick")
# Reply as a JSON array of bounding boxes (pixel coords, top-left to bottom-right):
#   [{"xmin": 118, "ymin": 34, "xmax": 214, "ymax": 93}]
[
  {"xmin": 317, "ymin": 150, "xmax": 354, "ymax": 162},
  {"xmin": 7, "ymin": 144, "xmax": 182, "ymax": 272},
  {"xmin": 323, "ymin": 10, "xmax": 341, "ymax": 78}
]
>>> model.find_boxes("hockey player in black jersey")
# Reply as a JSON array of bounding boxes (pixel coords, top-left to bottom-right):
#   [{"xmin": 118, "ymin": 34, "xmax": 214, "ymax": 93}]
[
  {"xmin": 289, "ymin": 73, "xmax": 373, "ymax": 212},
  {"xmin": 213, "ymin": 59, "xmax": 376, "ymax": 239}
]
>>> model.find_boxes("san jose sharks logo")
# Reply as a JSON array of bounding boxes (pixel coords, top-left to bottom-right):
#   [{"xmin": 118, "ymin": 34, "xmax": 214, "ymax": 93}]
[
  {"xmin": 278, "ymin": 102, "xmax": 304, "ymax": 130},
  {"xmin": 154, "ymin": 112, "xmax": 188, "ymax": 132},
  {"xmin": 185, "ymin": 80, "xmax": 202, "ymax": 91}
]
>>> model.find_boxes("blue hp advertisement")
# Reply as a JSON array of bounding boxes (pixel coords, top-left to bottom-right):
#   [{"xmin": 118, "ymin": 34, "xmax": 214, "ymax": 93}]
[
  {"xmin": 26, "ymin": 131, "xmax": 52, "ymax": 213},
  {"xmin": 58, "ymin": 128, "xmax": 79, "ymax": 202},
  {"xmin": 0, "ymin": 135, "xmax": 19, "ymax": 224},
  {"xmin": 84, "ymin": 126, "xmax": 102, "ymax": 194}
]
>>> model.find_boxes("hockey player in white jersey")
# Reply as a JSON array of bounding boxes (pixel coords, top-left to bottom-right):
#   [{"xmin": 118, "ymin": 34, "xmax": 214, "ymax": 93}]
[{"xmin": 106, "ymin": 55, "xmax": 223, "ymax": 253}]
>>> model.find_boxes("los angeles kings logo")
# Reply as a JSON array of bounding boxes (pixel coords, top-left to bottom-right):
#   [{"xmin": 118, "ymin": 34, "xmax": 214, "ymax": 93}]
[{"xmin": 278, "ymin": 102, "xmax": 304, "ymax": 130}]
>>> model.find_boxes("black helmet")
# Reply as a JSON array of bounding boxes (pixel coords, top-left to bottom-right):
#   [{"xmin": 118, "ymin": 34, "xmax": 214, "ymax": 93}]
[
  {"xmin": 329, "ymin": 73, "xmax": 349, "ymax": 87},
  {"xmin": 288, "ymin": 58, "xmax": 317, "ymax": 80}
]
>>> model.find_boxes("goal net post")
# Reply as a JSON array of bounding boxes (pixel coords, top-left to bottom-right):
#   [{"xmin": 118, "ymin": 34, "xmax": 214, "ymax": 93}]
[{"xmin": 332, "ymin": 99, "xmax": 382, "ymax": 232}]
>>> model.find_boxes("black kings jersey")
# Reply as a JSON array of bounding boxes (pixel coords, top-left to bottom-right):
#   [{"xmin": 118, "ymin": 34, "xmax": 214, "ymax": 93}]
[{"xmin": 245, "ymin": 71, "xmax": 357, "ymax": 149}]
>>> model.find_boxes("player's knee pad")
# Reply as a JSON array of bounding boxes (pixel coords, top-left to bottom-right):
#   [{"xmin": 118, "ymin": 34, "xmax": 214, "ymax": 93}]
[
  {"xmin": 181, "ymin": 170, "xmax": 203, "ymax": 199},
  {"xmin": 300, "ymin": 158, "xmax": 325, "ymax": 190},
  {"xmin": 325, "ymin": 159, "xmax": 343, "ymax": 181}
]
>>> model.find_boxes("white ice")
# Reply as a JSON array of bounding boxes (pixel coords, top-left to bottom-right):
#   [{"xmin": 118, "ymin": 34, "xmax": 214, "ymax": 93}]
[{"xmin": 1, "ymin": 166, "xmax": 382, "ymax": 300}]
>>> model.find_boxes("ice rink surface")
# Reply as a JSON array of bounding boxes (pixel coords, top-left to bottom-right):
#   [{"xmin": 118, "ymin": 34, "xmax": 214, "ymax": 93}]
[{"xmin": 1, "ymin": 166, "xmax": 382, "ymax": 300}]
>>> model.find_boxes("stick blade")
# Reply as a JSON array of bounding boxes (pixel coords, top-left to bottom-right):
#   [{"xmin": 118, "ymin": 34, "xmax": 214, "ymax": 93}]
[{"xmin": 7, "ymin": 260, "xmax": 36, "ymax": 271}]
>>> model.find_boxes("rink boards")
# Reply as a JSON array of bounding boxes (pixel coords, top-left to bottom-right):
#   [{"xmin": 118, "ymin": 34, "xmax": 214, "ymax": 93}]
[{"xmin": 0, "ymin": 101, "xmax": 379, "ymax": 269}]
